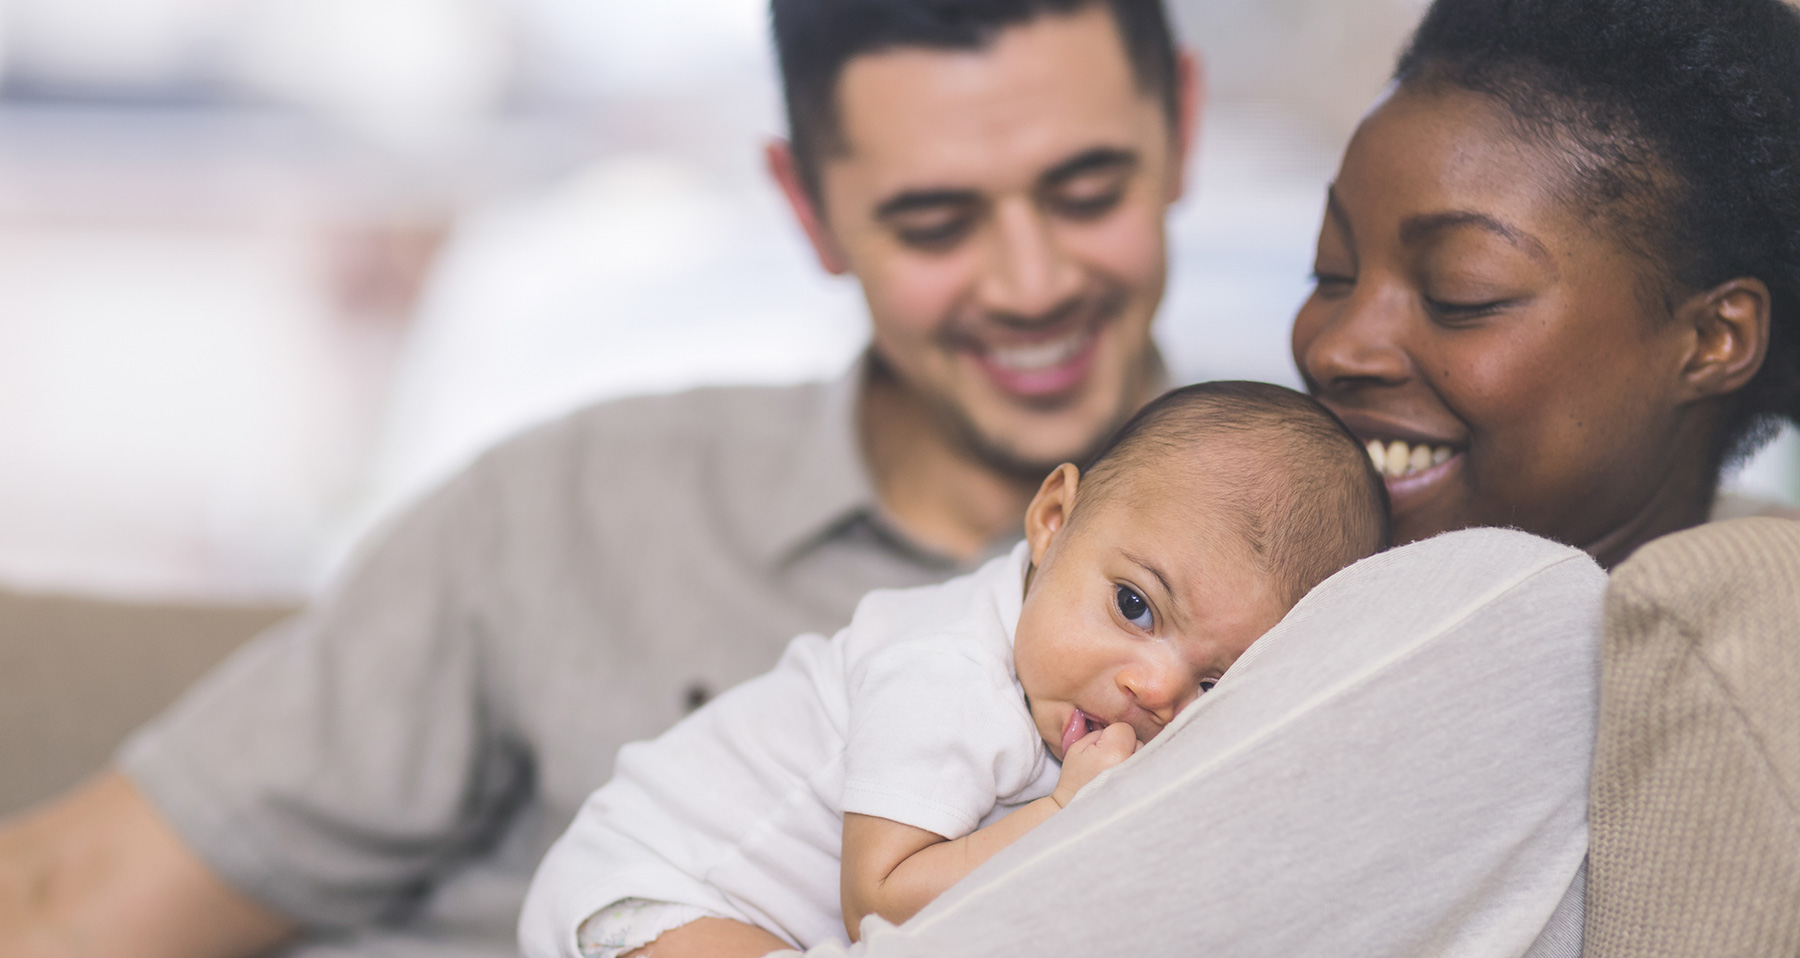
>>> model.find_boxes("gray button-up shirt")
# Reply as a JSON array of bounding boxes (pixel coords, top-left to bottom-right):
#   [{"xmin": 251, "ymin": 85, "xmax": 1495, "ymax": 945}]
[{"xmin": 122, "ymin": 364, "xmax": 1015, "ymax": 956}]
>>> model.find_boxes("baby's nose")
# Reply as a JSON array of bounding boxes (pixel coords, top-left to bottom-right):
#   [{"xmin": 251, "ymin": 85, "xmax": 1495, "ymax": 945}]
[{"xmin": 1121, "ymin": 664, "xmax": 1195, "ymax": 723}]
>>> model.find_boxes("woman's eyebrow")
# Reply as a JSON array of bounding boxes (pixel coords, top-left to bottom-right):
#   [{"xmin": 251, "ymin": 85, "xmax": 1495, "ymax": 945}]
[
  {"xmin": 1399, "ymin": 210, "xmax": 1557, "ymax": 270},
  {"xmin": 1324, "ymin": 185, "xmax": 1357, "ymax": 255}
]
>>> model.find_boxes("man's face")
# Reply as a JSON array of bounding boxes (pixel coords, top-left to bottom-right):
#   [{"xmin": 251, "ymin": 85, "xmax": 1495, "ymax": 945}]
[{"xmin": 793, "ymin": 6, "xmax": 1193, "ymax": 475}]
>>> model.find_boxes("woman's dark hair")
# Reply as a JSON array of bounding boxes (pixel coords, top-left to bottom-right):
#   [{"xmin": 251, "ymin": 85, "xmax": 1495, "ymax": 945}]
[
  {"xmin": 1396, "ymin": 0, "xmax": 1800, "ymax": 467},
  {"xmin": 771, "ymin": 0, "xmax": 1179, "ymax": 201}
]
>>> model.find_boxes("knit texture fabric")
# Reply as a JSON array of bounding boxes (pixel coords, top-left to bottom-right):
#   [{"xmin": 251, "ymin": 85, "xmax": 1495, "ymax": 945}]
[{"xmin": 1587, "ymin": 517, "xmax": 1800, "ymax": 957}]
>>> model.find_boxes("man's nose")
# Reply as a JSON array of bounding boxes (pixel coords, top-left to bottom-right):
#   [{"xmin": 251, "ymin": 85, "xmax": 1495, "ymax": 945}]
[
  {"xmin": 1294, "ymin": 284, "xmax": 1414, "ymax": 396},
  {"xmin": 975, "ymin": 198, "xmax": 1084, "ymax": 322}
]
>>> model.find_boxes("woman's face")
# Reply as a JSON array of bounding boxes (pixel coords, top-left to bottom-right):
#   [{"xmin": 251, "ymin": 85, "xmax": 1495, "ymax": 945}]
[{"xmin": 1291, "ymin": 84, "xmax": 1712, "ymax": 563}]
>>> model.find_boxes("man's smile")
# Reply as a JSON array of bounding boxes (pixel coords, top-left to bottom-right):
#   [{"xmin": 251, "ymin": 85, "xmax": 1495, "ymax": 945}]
[
  {"xmin": 941, "ymin": 286, "xmax": 1128, "ymax": 403},
  {"xmin": 973, "ymin": 327, "xmax": 1101, "ymax": 399}
]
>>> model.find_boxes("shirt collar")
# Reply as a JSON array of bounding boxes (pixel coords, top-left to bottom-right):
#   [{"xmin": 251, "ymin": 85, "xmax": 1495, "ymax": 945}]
[
  {"xmin": 996, "ymin": 539, "xmax": 1033, "ymax": 649},
  {"xmin": 750, "ymin": 346, "xmax": 1172, "ymax": 570},
  {"xmin": 745, "ymin": 354, "xmax": 890, "ymax": 566}
]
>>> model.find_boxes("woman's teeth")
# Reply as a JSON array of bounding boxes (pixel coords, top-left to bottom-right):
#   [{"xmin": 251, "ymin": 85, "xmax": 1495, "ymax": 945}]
[
  {"xmin": 986, "ymin": 332, "xmax": 1091, "ymax": 372},
  {"xmin": 1366, "ymin": 439, "xmax": 1455, "ymax": 478}
]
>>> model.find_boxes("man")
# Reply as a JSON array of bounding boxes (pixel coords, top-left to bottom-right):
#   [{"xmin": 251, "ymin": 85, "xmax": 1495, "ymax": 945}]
[{"xmin": 0, "ymin": 2, "xmax": 1198, "ymax": 955}]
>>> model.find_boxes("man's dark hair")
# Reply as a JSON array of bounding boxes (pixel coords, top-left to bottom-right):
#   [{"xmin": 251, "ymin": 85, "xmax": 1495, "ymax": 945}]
[
  {"xmin": 1395, "ymin": 0, "xmax": 1800, "ymax": 471},
  {"xmin": 1078, "ymin": 381, "xmax": 1392, "ymax": 605},
  {"xmin": 770, "ymin": 0, "xmax": 1180, "ymax": 201}
]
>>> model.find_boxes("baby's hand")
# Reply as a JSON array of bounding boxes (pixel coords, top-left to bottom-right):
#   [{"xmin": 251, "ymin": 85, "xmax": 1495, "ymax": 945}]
[{"xmin": 1051, "ymin": 723, "xmax": 1138, "ymax": 807}]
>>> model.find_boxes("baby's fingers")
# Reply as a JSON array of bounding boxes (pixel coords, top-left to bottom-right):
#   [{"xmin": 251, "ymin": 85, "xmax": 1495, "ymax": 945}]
[{"xmin": 1096, "ymin": 722, "xmax": 1138, "ymax": 762}]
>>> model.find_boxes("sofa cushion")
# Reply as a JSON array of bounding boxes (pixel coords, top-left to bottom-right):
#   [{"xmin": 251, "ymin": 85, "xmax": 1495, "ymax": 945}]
[
  {"xmin": 1586, "ymin": 517, "xmax": 1800, "ymax": 956},
  {"xmin": 0, "ymin": 588, "xmax": 292, "ymax": 818}
]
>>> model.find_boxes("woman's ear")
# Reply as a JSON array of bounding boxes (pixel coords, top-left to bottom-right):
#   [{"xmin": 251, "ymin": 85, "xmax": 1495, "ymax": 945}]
[
  {"xmin": 1677, "ymin": 277, "xmax": 1771, "ymax": 400},
  {"xmin": 1024, "ymin": 464, "xmax": 1082, "ymax": 569}
]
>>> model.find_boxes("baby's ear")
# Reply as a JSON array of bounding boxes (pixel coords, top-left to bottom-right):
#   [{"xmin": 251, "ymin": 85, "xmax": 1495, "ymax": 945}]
[{"xmin": 1024, "ymin": 464, "xmax": 1082, "ymax": 567}]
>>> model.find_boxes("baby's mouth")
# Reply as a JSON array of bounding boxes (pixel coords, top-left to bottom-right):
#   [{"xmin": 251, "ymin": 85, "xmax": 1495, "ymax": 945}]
[{"xmin": 1060, "ymin": 707, "xmax": 1105, "ymax": 756}]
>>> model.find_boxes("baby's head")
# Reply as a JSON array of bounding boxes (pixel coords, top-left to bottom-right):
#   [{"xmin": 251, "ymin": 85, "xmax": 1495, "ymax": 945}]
[{"xmin": 1014, "ymin": 381, "xmax": 1390, "ymax": 759}]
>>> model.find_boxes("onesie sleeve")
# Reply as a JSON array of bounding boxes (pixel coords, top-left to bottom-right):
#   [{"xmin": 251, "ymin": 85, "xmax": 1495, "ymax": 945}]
[{"xmin": 840, "ymin": 637, "xmax": 1048, "ymax": 840}]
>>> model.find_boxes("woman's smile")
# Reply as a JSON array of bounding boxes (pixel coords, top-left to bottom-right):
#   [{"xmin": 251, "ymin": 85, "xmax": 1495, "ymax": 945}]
[
  {"xmin": 1290, "ymin": 83, "xmax": 1726, "ymax": 561},
  {"xmin": 1365, "ymin": 439, "xmax": 1456, "ymax": 480}
]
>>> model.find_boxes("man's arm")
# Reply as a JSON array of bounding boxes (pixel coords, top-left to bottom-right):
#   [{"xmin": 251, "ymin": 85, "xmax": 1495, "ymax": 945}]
[
  {"xmin": 0, "ymin": 772, "xmax": 293, "ymax": 958},
  {"xmin": 839, "ymin": 723, "xmax": 1136, "ymax": 940}
]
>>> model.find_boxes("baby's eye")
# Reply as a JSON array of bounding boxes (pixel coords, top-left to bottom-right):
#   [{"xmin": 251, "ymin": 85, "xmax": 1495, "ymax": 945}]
[
  {"xmin": 1198, "ymin": 678, "xmax": 1218, "ymax": 694},
  {"xmin": 1114, "ymin": 585, "xmax": 1153, "ymax": 629}
]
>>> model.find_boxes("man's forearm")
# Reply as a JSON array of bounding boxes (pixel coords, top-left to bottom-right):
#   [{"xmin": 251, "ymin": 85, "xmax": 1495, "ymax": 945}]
[{"xmin": 0, "ymin": 772, "xmax": 294, "ymax": 958}]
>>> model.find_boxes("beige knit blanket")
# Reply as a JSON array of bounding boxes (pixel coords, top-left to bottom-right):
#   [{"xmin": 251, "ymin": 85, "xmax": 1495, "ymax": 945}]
[{"xmin": 1587, "ymin": 517, "xmax": 1800, "ymax": 956}]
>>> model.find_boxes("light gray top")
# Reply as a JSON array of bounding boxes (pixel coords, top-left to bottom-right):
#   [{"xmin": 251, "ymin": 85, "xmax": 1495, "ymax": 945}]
[
  {"xmin": 791, "ymin": 528, "xmax": 1606, "ymax": 958},
  {"xmin": 120, "ymin": 364, "xmax": 1010, "ymax": 957}
]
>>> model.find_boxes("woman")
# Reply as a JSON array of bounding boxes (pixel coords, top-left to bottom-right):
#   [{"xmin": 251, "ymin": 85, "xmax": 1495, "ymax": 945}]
[{"xmin": 1292, "ymin": 0, "xmax": 1800, "ymax": 566}]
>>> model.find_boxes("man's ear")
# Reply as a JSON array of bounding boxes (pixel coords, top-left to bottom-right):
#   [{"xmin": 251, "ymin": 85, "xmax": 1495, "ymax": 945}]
[
  {"xmin": 1024, "ymin": 464, "xmax": 1082, "ymax": 569},
  {"xmin": 766, "ymin": 139, "xmax": 851, "ymax": 276},
  {"xmin": 1676, "ymin": 277, "xmax": 1771, "ymax": 401},
  {"xmin": 1166, "ymin": 50, "xmax": 1204, "ymax": 203}
]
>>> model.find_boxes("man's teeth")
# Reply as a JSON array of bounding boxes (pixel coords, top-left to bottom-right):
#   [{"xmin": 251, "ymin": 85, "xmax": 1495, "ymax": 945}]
[
  {"xmin": 986, "ymin": 332, "xmax": 1090, "ymax": 372},
  {"xmin": 1366, "ymin": 439, "xmax": 1455, "ymax": 478}
]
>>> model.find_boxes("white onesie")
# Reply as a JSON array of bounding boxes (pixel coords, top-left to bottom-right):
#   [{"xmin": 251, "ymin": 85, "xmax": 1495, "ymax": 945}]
[{"xmin": 518, "ymin": 541, "xmax": 1058, "ymax": 958}]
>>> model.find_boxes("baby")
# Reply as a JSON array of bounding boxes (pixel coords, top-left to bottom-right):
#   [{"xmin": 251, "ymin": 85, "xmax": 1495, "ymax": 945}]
[{"xmin": 519, "ymin": 381, "xmax": 1389, "ymax": 958}]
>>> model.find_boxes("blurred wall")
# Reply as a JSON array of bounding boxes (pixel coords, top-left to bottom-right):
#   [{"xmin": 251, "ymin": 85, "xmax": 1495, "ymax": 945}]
[{"xmin": 0, "ymin": 0, "xmax": 1792, "ymax": 600}]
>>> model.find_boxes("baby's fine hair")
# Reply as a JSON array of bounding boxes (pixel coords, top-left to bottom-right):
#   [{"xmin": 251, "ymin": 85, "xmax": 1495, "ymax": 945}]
[{"xmin": 1079, "ymin": 381, "xmax": 1391, "ymax": 604}]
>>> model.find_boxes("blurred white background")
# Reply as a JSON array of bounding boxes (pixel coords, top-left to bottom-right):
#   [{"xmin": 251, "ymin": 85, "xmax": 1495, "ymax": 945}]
[{"xmin": 1, "ymin": 0, "xmax": 1793, "ymax": 600}]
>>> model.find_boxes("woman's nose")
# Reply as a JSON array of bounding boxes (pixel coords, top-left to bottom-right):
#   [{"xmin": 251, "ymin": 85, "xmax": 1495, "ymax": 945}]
[
  {"xmin": 1292, "ymin": 284, "xmax": 1414, "ymax": 397},
  {"xmin": 976, "ymin": 199, "xmax": 1083, "ymax": 322}
]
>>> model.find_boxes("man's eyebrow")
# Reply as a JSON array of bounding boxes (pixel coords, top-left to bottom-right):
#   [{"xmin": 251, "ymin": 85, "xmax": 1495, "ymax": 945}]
[
  {"xmin": 871, "ymin": 148, "xmax": 1139, "ymax": 221},
  {"xmin": 1039, "ymin": 147, "xmax": 1139, "ymax": 188},
  {"xmin": 873, "ymin": 188, "xmax": 981, "ymax": 221},
  {"xmin": 1121, "ymin": 550, "xmax": 1185, "ymax": 618},
  {"xmin": 1399, "ymin": 210, "xmax": 1556, "ymax": 269}
]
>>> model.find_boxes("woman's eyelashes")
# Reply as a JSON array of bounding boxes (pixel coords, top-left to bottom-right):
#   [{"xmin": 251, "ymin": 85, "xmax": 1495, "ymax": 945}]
[
  {"xmin": 1308, "ymin": 265, "xmax": 1520, "ymax": 325},
  {"xmin": 1424, "ymin": 295, "xmax": 1514, "ymax": 324},
  {"xmin": 1309, "ymin": 269, "xmax": 1355, "ymax": 298},
  {"xmin": 1114, "ymin": 584, "xmax": 1154, "ymax": 629}
]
